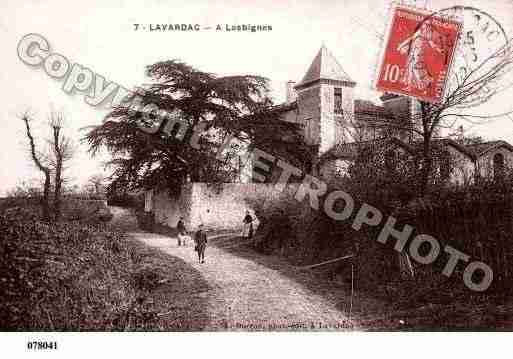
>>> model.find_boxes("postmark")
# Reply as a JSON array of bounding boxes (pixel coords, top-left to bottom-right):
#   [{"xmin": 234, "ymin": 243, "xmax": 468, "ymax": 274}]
[
  {"xmin": 374, "ymin": 4, "xmax": 462, "ymax": 104},
  {"xmin": 437, "ymin": 6, "xmax": 510, "ymax": 107}
]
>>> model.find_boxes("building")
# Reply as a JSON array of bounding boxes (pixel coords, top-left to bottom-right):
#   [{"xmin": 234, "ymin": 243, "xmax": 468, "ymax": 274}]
[
  {"xmin": 273, "ymin": 45, "xmax": 513, "ymax": 186},
  {"xmin": 146, "ymin": 45, "xmax": 513, "ymax": 230}
]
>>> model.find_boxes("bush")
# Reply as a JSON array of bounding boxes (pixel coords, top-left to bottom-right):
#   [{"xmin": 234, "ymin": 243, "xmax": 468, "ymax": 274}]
[
  {"xmin": 0, "ymin": 196, "xmax": 112, "ymax": 224},
  {"xmin": 64, "ymin": 193, "xmax": 106, "ymax": 201},
  {"xmin": 249, "ymin": 172, "xmax": 513, "ymax": 304},
  {"xmin": 60, "ymin": 199, "xmax": 112, "ymax": 223},
  {"xmin": 107, "ymin": 193, "xmax": 144, "ymax": 209},
  {"xmin": 0, "ymin": 197, "xmax": 41, "ymax": 212},
  {"xmin": 0, "ymin": 207, "xmax": 160, "ymax": 330},
  {"xmin": 134, "ymin": 209, "xmax": 155, "ymax": 232},
  {"xmin": 247, "ymin": 185, "xmax": 356, "ymax": 266}
]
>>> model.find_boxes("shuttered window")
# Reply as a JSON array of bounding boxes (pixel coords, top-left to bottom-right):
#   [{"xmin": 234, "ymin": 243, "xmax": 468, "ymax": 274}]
[{"xmin": 334, "ymin": 87, "xmax": 343, "ymax": 114}]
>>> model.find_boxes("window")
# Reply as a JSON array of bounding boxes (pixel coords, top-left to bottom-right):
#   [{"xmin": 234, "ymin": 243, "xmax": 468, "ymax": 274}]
[
  {"xmin": 334, "ymin": 87, "xmax": 343, "ymax": 115},
  {"xmin": 304, "ymin": 118, "xmax": 311, "ymax": 142},
  {"xmin": 493, "ymin": 153, "xmax": 504, "ymax": 182}
]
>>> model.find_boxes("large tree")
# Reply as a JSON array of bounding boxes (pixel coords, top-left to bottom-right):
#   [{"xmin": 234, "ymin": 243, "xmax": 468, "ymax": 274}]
[{"xmin": 85, "ymin": 60, "xmax": 310, "ymax": 195}]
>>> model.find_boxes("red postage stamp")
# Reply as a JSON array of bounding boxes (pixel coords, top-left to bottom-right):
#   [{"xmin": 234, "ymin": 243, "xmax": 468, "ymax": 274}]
[{"xmin": 375, "ymin": 5, "xmax": 462, "ymax": 103}]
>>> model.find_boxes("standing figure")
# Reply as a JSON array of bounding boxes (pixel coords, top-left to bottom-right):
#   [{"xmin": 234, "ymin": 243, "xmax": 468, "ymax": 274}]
[
  {"xmin": 242, "ymin": 210, "xmax": 254, "ymax": 239},
  {"xmin": 177, "ymin": 216, "xmax": 187, "ymax": 246},
  {"xmin": 397, "ymin": 21, "xmax": 445, "ymax": 94},
  {"xmin": 194, "ymin": 224, "xmax": 208, "ymax": 264}
]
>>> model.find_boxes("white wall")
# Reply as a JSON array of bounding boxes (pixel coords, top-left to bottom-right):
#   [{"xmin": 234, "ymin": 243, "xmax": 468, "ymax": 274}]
[
  {"xmin": 152, "ymin": 182, "xmax": 282, "ymax": 231},
  {"xmin": 153, "ymin": 184, "xmax": 193, "ymax": 229}
]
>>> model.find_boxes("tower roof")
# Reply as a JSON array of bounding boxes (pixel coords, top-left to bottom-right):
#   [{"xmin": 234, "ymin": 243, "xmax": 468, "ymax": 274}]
[{"xmin": 295, "ymin": 45, "xmax": 356, "ymax": 89}]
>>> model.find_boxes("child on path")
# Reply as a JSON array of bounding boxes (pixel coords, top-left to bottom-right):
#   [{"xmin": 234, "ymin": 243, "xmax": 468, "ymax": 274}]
[
  {"xmin": 177, "ymin": 217, "xmax": 187, "ymax": 246},
  {"xmin": 242, "ymin": 210, "xmax": 254, "ymax": 239},
  {"xmin": 194, "ymin": 224, "xmax": 208, "ymax": 264}
]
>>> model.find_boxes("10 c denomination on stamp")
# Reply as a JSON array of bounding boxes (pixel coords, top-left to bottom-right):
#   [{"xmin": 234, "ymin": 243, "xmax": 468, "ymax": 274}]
[{"xmin": 374, "ymin": 5, "xmax": 462, "ymax": 104}]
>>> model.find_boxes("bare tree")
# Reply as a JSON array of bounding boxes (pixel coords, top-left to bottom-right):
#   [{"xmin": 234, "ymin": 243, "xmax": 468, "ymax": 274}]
[
  {"xmin": 21, "ymin": 114, "xmax": 52, "ymax": 221},
  {"xmin": 20, "ymin": 111, "xmax": 75, "ymax": 221},
  {"xmin": 353, "ymin": 7, "xmax": 513, "ymax": 195},
  {"xmin": 408, "ymin": 34, "xmax": 512, "ymax": 194},
  {"xmin": 49, "ymin": 111, "xmax": 75, "ymax": 220},
  {"xmin": 87, "ymin": 174, "xmax": 105, "ymax": 196}
]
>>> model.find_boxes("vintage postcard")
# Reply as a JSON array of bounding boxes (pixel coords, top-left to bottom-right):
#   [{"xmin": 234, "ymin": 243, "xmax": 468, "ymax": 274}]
[{"xmin": 1, "ymin": 0, "xmax": 513, "ymax": 357}]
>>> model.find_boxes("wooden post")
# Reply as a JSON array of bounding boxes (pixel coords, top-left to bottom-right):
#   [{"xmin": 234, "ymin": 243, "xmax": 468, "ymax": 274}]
[{"xmin": 349, "ymin": 263, "xmax": 354, "ymax": 321}]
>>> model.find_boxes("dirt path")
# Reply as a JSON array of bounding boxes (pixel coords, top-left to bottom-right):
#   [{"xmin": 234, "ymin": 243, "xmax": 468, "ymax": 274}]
[
  {"xmin": 128, "ymin": 230, "xmax": 356, "ymax": 331},
  {"xmin": 112, "ymin": 207, "xmax": 513, "ymax": 331}
]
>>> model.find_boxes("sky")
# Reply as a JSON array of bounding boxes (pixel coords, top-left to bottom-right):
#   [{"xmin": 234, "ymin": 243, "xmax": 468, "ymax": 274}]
[{"xmin": 1, "ymin": 0, "xmax": 513, "ymax": 195}]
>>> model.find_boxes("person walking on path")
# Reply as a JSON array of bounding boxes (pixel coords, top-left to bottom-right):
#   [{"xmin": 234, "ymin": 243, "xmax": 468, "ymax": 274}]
[
  {"xmin": 177, "ymin": 217, "xmax": 187, "ymax": 246},
  {"xmin": 242, "ymin": 210, "xmax": 254, "ymax": 239},
  {"xmin": 194, "ymin": 224, "xmax": 208, "ymax": 264}
]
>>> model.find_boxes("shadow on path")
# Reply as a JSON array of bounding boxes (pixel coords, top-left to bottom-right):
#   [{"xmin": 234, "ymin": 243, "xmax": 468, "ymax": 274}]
[
  {"xmin": 132, "ymin": 226, "xmax": 356, "ymax": 330},
  {"xmin": 211, "ymin": 236, "xmax": 389, "ymax": 325},
  {"xmin": 108, "ymin": 207, "xmax": 213, "ymax": 330},
  {"xmin": 127, "ymin": 235, "xmax": 214, "ymax": 330}
]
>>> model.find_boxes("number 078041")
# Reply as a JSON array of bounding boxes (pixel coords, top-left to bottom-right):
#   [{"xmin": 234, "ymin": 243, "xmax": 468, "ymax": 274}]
[{"xmin": 27, "ymin": 341, "xmax": 58, "ymax": 350}]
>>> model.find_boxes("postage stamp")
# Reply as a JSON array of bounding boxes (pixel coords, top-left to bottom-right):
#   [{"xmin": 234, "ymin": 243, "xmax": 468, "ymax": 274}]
[{"xmin": 374, "ymin": 5, "xmax": 462, "ymax": 103}]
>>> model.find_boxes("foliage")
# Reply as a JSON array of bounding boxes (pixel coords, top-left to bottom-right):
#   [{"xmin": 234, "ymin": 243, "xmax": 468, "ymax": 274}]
[
  {"xmin": 370, "ymin": 32, "xmax": 513, "ymax": 195},
  {"xmin": 0, "ymin": 209, "xmax": 132, "ymax": 329},
  {"xmin": 59, "ymin": 199, "xmax": 113, "ymax": 223},
  {"xmin": 0, "ymin": 197, "xmax": 112, "ymax": 223},
  {"xmin": 107, "ymin": 192, "xmax": 144, "ymax": 209},
  {"xmin": 85, "ymin": 60, "xmax": 310, "ymax": 194},
  {"xmin": 248, "ymin": 185, "xmax": 356, "ymax": 265},
  {"xmin": 5, "ymin": 180, "xmax": 44, "ymax": 199},
  {"xmin": 134, "ymin": 208, "xmax": 155, "ymax": 232},
  {"xmin": 85, "ymin": 174, "xmax": 106, "ymax": 196},
  {"xmin": 345, "ymin": 143, "xmax": 418, "ymax": 206},
  {"xmin": 250, "ymin": 145, "xmax": 513, "ymax": 302},
  {"xmin": 0, "ymin": 203, "xmax": 174, "ymax": 330},
  {"xmin": 64, "ymin": 193, "xmax": 106, "ymax": 201}
]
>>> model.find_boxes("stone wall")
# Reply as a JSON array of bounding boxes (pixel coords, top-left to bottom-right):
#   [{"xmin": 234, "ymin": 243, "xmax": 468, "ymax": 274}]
[
  {"xmin": 153, "ymin": 184, "xmax": 193, "ymax": 229},
  {"xmin": 319, "ymin": 83, "xmax": 355, "ymax": 154},
  {"xmin": 296, "ymin": 85, "xmax": 321, "ymax": 147},
  {"xmin": 152, "ymin": 183, "xmax": 282, "ymax": 231}
]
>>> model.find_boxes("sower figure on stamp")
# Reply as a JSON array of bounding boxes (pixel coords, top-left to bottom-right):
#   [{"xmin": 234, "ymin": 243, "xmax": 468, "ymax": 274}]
[
  {"xmin": 242, "ymin": 210, "xmax": 253, "ymax": 239},
  {"xmin": 397, "ymin": 20, "xmax": 446, "ymax": 94},
  {"xmin": 177, "ymin": 216, "xmax": 187, "ymax": 246},
  {"xmin": 194, "ymin": 224, "xmax": 208, "ymax": 264}
]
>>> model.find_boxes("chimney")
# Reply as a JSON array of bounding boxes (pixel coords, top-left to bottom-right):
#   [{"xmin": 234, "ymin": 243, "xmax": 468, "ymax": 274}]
[{"xmin": 286, "ymin": 81, "xmax": 297, "ymax": 103}]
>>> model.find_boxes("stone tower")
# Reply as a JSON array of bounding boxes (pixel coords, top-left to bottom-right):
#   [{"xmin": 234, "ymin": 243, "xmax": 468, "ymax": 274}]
[{"xmin": 294, "ymin": 45, "xmax": 357, "ymax": 155}]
